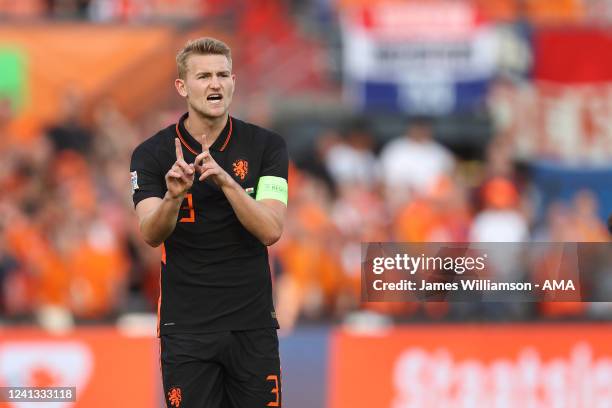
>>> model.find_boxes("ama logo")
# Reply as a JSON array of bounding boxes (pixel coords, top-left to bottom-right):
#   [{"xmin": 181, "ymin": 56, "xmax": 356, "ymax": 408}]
[{"xmin": 0, "ymin": 342, "xmax": 93, "ymax": 408}]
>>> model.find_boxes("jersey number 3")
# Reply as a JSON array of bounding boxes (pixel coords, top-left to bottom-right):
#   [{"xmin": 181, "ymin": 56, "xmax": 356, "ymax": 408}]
[{"xmin": 179, "ymin": 193, "xmax": 195, "ymax": 223}]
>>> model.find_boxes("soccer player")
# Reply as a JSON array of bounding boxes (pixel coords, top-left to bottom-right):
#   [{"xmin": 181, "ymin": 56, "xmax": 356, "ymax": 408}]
[{"xmin": 130, "ymin": 37, "xmax": 287, "ymax": 408}]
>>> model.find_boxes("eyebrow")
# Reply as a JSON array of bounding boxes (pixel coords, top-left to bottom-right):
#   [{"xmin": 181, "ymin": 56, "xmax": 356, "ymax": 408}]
[{"xmin": 195, "ymin": 70, "xmax": 231, "ymax": 76}]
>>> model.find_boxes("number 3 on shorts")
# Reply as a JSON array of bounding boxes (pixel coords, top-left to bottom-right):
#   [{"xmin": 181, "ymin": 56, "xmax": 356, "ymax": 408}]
[{"xmin": 266, "ymin": 374, "xmax": 279, "ymax": 407}]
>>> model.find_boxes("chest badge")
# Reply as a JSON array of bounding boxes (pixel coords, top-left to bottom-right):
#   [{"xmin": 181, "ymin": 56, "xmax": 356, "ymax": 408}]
[{"xmin": 232, "ymin": 159, "xmax": 249, "ymax": 181}]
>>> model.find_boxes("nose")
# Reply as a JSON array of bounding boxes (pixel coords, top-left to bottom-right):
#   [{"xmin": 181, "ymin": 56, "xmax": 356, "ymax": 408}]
[{"xmin": 210, "ymin": 75, "xmax": 221, "ymax": 89}]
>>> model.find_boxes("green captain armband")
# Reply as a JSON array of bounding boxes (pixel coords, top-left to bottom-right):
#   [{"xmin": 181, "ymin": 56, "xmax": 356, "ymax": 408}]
[{"xmin": 255, "ymin": 176, "xmax": 288, "ymax": 205}]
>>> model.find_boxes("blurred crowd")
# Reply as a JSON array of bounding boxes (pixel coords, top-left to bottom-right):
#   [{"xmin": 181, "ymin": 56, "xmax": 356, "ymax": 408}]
[
  {"xmin": 0, "ymin": 90, "xmax": 163, "ymax": 330},
  {"xmin": 4, "ymin": 0, "xmax": 612, "ymax": 26},
  {"xmin": 2, "ymin": 0, "xmax": 612, "ymax": 332},
  {"xmin": 277, "ymin": 114, "xmax": 610, "ymax": 331},
  {"xmin": 0, "ymin": 0, "xmax": 211, "ymax": 20},
  {"xmin": 0, "ymin": 82, "xmax": 609, "ymax": 332},
  {"xmin": 0, "ymin": 0, "xmax": 300, "ymax": 21}
]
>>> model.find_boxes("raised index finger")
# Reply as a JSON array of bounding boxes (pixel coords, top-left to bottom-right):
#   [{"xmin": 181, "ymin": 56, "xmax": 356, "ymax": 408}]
[
  {"xmin": 174, "ymin": 138, "xmax": 184, "ymax": 161},
  {"xmin": 200, "ymin": 133, "xmax": 209, "ymax": 152}
]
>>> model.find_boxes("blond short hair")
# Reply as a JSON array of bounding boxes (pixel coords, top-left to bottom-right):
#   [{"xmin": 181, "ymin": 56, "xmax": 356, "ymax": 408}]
[{"xmin": 176, "ymin": 37, "xmax": 232, "ymax": 79}]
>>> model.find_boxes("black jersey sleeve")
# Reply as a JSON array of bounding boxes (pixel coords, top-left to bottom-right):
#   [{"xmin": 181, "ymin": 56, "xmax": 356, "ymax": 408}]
[
  {"xmin": 260, "ymin": 132, "xmax": 289, "ymax": 180},
  {"xmin": 130, "ymin": 143, "xmax": 166, "ymax": 208}
]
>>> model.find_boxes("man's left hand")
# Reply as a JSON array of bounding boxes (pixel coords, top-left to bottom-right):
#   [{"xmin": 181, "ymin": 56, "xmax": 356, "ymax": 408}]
[{"xmin": 194, "ymin": 133, "xmax": 233, "ymax": 188}]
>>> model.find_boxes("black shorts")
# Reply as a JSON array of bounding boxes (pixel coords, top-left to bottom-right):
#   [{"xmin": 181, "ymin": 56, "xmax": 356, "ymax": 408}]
[{"xmin": 160, "ymin": 328, "xmax": 281, "ymax": 408}]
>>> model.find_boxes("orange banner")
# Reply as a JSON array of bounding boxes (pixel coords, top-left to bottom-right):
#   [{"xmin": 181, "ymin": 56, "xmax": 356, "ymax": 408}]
[
  {"xmin": 330, "ymin": 324, "xmax": 612, "ymax": 407},
  {"xmin": 0, "ymin": 24, "xmax": 175, "ymax": 135},
  {"xmin": 0, "ymin": 328, "xmax": 159, "ymax": 408}
]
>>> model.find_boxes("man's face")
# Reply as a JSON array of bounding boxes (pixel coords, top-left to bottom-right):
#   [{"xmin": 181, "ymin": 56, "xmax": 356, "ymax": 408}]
[{"xmin": 176, "ymin": 54, "xmax": 235, "ymax": 119}]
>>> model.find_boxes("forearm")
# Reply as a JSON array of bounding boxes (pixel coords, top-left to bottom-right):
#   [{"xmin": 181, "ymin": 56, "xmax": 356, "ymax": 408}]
[
  {"xmin": 139, "ymin": 193, "xmax": 183, "ymax": 247},
  {"xmin": 222, "ymin": 180, "xmax": 283, "ymax": 246}
]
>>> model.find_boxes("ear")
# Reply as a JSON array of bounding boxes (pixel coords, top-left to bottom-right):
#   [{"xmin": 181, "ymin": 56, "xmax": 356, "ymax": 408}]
[{"xmin": 175, "ymin": 78, "xmax": 188, "ymax": 98}]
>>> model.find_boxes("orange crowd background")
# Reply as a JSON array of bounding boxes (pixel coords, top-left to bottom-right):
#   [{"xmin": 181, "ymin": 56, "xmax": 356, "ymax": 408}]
[{"xmin": 0, "ymin": 0, "xmax": 610, "ymax": 334}]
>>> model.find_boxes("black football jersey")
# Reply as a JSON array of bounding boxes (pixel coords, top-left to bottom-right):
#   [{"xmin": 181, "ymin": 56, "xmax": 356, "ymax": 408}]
[{"xmin": 130, "ymin": 113, "xmax": 288, "ymax": 335}]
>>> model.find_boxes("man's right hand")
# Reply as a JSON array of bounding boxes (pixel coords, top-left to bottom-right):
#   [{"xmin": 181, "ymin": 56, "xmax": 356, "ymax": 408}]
[{"xmin": 165, "ymin": 138, "xmax": 195, "ymax": 200}]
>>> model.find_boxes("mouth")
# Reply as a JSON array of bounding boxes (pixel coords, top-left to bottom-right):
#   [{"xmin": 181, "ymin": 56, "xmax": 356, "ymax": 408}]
[{"xmin": 206, "ymin": 94, "xmax": 223, "ymax": 105}]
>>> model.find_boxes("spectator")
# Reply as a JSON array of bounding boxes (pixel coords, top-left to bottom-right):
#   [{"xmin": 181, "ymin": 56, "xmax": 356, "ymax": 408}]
[
  {"xmin": 570, "ymin": 190, "xmax": 608, "ymax": 242},
  {"xmin": 393, "ymin": 175, "xmax": 471, "ymax": 242},
  {"xmin": 470, "ymin": 177, "xmax": 529, "ymax": 242},
  {"xmin": 324, "ymin": 119, "xmax": 380, "ymax": 189},
  {"xmin": 46, "ymin": 88, "xmax": 93, "ymax": 154},
  {"xmin": 379, "ymin": 116, "xmax": 455, "ymax": 208},
  {"xmin": 295, "ymin": 129, "xmax": 338, "ymax": 196}
]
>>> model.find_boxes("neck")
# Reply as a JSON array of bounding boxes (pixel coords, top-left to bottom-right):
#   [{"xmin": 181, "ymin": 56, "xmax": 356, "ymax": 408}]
[{"xmin": 184, "ymin": 109, "xmax": 228, "ymax": 147}]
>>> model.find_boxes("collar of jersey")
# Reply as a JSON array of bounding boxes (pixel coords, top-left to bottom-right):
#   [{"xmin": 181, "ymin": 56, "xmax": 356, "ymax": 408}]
[{"xmin": 175, "ymin": 112, "xmax": 233, "ymax": 155}]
